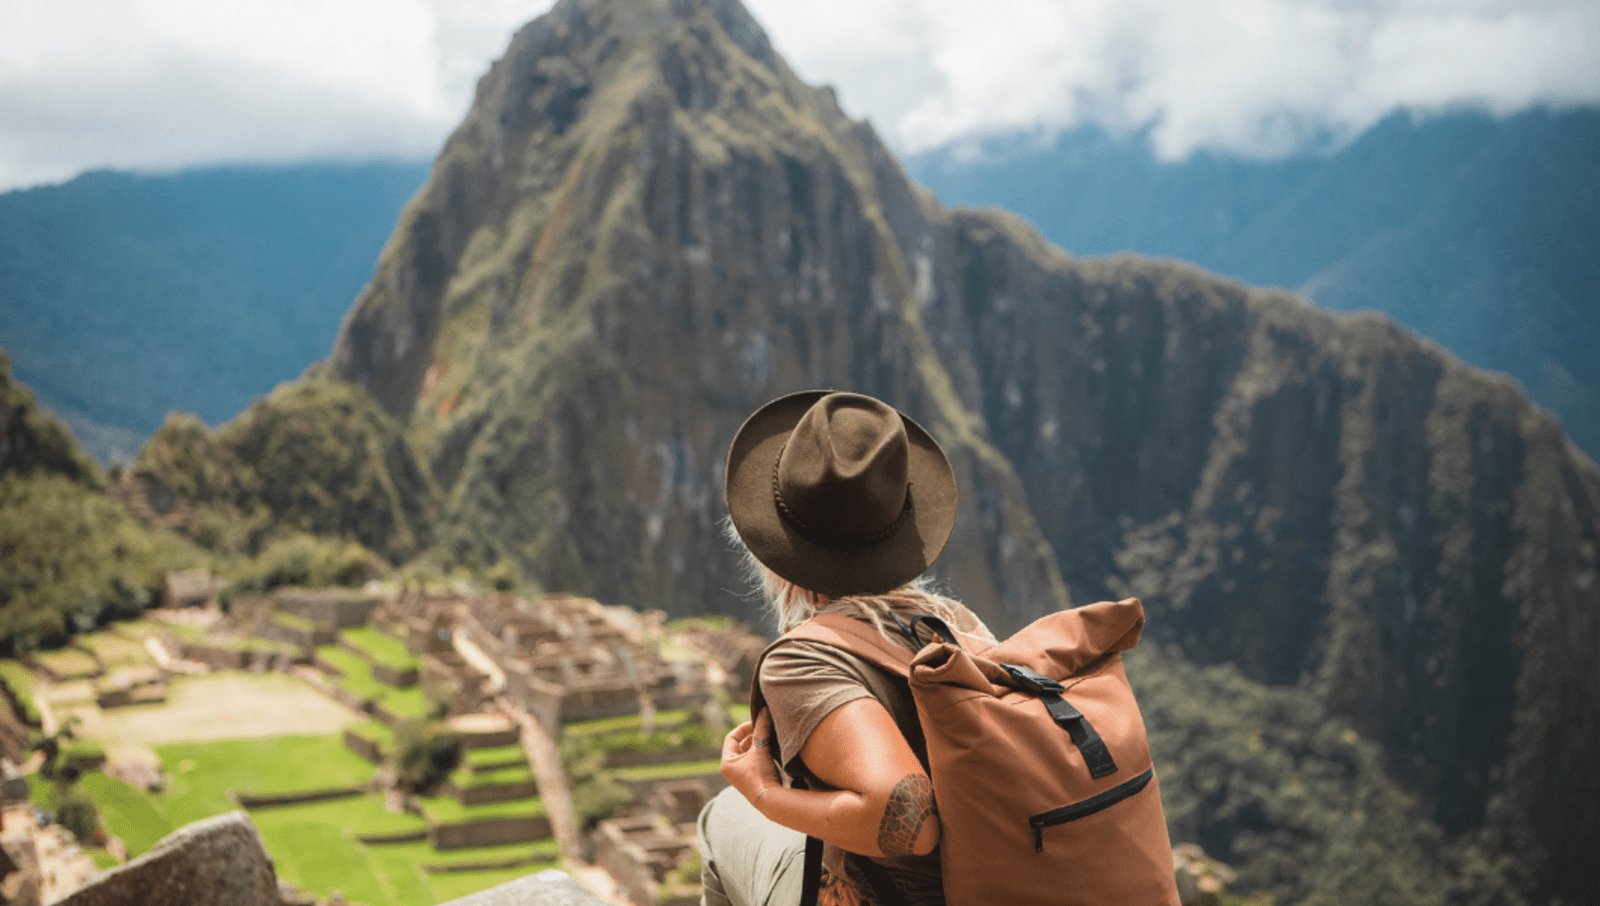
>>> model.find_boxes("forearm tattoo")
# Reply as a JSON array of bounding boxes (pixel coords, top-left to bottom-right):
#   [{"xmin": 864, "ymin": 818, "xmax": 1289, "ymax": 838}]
[{"xmin": 876, "ymin": 774, "xmax": 936, "ymax": 857}]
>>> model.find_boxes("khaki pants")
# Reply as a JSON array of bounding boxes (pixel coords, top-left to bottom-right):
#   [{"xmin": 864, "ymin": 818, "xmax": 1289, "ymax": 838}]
[{"xmin": 698, "ymin": 785, "xmax": 807, "ymax": 906}]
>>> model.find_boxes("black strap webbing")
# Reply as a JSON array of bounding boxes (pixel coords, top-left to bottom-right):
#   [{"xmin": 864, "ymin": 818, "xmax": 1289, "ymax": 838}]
[
  {"xmin": 800, "ymin": 836, "xmax": 822, "ymax": 906},
  {"xmin": 1040, "ymin": 691, "xmax": 1118, "ymax": 779},
  {"xmin": 1002, "ymin": 663, "xmax": 1119, "ymax": 779},
  {"xmin": 798, "ymin": 838, "xmax": 910, "ymax": 906}
]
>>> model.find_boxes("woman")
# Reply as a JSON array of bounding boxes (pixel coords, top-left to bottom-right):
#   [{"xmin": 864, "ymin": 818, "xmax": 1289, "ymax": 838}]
[{"xmin": 699, "ymin": 390, "xmax": 993, "ymax": 906}]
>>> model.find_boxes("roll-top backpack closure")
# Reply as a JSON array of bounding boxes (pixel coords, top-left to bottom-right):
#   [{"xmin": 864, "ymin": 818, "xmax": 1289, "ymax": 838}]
[{"xmin": 751, "ymin": 598, "xmax": 1180, "ymax": 906}]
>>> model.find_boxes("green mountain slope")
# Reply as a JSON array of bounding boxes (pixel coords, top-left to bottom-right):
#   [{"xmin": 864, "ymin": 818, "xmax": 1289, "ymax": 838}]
[
  {"xmin": 0, "ymin": 349, "xmax": 205, "ymax": 649},
  {"xmin": 0, "ymin": 161, "xmax": 430, "ymax": 462}
]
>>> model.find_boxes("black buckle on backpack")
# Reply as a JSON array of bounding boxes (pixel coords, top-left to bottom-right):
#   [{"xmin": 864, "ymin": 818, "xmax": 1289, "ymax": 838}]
[
  {"xmin": 1002, "ymin": 664, "xmax": 1119, "ymax": 779},
  {"xmin": 1002, "ymin": 663, "xmax": 1064, "ymax": 695}
]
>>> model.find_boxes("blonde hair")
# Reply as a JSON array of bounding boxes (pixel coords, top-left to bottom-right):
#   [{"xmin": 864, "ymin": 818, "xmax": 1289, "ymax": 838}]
[{"xmin": 724, "ymin": 518, "xmax": 994, "ymax": 645}]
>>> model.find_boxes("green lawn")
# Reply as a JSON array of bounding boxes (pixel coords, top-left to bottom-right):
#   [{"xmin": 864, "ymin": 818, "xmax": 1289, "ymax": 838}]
[
  {"xmin": 461, "ymin": 744, "xmax": 526, "ymax": 769},
  {"xmin": 364, "ymin": 839, "xmax": 560, "ymax": 903},
  {"xmin": 455, "ymin": 763, "xmax": 535, "ymax": 787},
  {"xmin": 413, "ymin": 838, "xmax": 560, "ymax": 868},
  {"xmin": 73, "ymin": 736, "xmax": 378, "ymax": 856},
  {"xmin": 80, "ymin": 773, "xmax": 171, "ymax": 855},
  {"xmin": 563, "ymin": 708, "xmax": 691, "ymax": 737},
  {"xmin": 377, "ymin": 686, "xmax": 430, "ymax": 720},
  {"xmin": 418, "ymin": 795, "xmax": 547, "ymax": 824},
  {"xmin": 317, "ymin": 647, "xmax": 431, "ymax": 718},
  {"xmin": 341, "ymin": 627, "xmax": 420, "ymax": 672},
  {"xmin": 165, "ymin": 623, "xmax": 209, "ymax": 643},
  {"xmin": 80, "ymin": 632, "xmax": 150, "ymax": 668},
  {"xmin": 272, "ymin": 611, "xmax": 319, "ymax": 633},
  {"xmin": 317, "ymin": 646, "xmax": 386, "ymax": 696},
  {"xmin": 349, "ymin": 719, "xmax": 395, "ymax": 746},
  {"xmin": 76, "ymin": 734, "xmax": 564, "ymax": 906},
  {"xmin": 615, "ymin": 758, "xmax": 722, "ymax": 782}
]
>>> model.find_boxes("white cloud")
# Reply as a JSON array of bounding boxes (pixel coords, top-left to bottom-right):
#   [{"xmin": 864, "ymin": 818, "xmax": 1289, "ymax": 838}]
[
  {"xmin": 750, "ymin": 0, "xmax": 1600, "ymax": 159},
  {"xmin": 2, "ymin": 0, "xmax": 1597, "ymax": 190},
  {"xmin": 0, "ymin": 0, "xmax": 554, "ymax": 190}
]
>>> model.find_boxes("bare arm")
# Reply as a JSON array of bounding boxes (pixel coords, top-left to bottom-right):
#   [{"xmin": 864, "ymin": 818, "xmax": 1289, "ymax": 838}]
[{"xmin": 719, "ymin": 703, "xmax": 940, "ymax": 858}]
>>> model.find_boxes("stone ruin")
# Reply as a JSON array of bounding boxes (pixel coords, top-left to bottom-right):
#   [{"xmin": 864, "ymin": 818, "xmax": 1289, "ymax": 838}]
[{"xmin": 9, "ymin": 582, "xmax": 770, "ymax": 906}]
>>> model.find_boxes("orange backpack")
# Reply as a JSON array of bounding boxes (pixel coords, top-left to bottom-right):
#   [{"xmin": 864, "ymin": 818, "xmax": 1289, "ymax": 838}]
[{"xmin": 753, "ymin": 598, "xmax": 1181, "ymax": 906}]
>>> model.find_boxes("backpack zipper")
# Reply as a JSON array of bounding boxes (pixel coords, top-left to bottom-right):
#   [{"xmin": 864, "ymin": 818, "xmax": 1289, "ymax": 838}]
[{"xmin": 1028, "ymin": 767, "xmax": 1155, "ymax": 852}]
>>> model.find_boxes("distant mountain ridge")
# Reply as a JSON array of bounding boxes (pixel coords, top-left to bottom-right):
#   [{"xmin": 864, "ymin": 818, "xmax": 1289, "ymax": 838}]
[
  {"xmin": 906, "ymin": 107, "xmax": 1600, "ymax": 459},
  {"xmin": 7, "ymin": 101, "xmax": 1593, "ymax": 471},
  {"xmin": 0, "ymin": 160, "xmax": 431, "ymax": 463}
]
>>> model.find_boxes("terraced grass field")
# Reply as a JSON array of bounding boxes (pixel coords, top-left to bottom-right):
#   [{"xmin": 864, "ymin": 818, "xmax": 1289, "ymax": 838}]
[{"xmin": 8, "ymin": 625, "xmax": 570, "ymax": 906}]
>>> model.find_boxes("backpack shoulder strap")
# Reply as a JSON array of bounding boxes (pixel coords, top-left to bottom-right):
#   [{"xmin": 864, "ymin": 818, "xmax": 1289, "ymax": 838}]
[
  {"xmin": 748, "ymin": 613, "xmax": 916, "ymax": 720},
  {"xmin": 783, "ymin": 613, "xmax": 917, "ymax": 677}
]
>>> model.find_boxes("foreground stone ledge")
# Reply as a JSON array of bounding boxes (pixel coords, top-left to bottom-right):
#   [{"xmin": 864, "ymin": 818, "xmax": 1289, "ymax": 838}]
[
  {"xmin": 439, "ymin": 869, "xmax": 611, "ymax": 906},
  {"xmin": 58, "ymin": 810, "xmax": 280, "ymax": 906}
]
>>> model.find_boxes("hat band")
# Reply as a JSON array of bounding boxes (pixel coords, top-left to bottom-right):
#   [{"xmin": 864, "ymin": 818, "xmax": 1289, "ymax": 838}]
[{"xmin": 771, "ymin": 454, "xmax": 914, "ymax": 552}]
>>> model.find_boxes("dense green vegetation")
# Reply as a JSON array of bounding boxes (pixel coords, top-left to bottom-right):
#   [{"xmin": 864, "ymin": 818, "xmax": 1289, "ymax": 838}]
[
  {"xmin": 0, "ymin": 354, "xmax": 210, "ymax": 651},
  {"xmin": 1130, "ymin": 647, "xmax": 1521, "ymax": 906},
  {"xmin": 0, "ymin": 472, "xmax": 208, "ymax": 651},
  {"xmin": 0, "ymin": 349, "xmax": 102, "ymax": 484},
  {"xmin": 134, "ymin": 379, "xmax": 433, "ymax": 563}
]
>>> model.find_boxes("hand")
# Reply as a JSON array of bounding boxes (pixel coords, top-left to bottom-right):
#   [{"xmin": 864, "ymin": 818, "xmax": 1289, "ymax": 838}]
[{"xmin": 720, "ymin": 708, "xmax": 782, "ymax": 808}]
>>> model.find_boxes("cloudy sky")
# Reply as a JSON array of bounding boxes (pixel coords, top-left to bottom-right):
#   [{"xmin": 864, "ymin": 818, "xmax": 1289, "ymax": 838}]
[{"xmin": 3, "ymin": 0, "xmax": 1598, "ymax": 192}]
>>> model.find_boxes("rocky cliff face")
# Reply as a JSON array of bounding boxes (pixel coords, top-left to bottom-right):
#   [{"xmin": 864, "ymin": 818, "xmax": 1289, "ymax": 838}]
[
  {"xmin": 328, "ymin": 0, "xmax": 1069, "ymax": 626},
  {"xmin": 314, "ymin": 0, "xmax": 1597, "ymax": 899}
]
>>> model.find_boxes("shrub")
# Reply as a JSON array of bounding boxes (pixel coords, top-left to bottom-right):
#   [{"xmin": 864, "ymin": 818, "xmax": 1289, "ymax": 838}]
[
  {"xmin": 392, "ymin": 719, "xmax": 462, "ymax": 794},
  {"xmin": 56, "ymin": 794, "xmax": 100, "ymax": 844},
  {"xmin": 224, "ymin": 533, "xmax": 380, "ymax": 599},
  {"xmin": 560, "ymin": 733, "xmax": 633, "ymax": 830}
]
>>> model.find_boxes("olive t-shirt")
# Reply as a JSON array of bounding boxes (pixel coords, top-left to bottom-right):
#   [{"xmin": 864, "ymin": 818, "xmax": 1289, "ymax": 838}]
[{"xmin": 760, "ymin": 624, "xmax": 944, "ymax": 906}]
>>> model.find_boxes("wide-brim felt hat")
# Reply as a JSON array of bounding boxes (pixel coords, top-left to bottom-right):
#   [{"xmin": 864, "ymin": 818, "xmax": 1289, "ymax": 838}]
[{"xmin": 725, "ymin": 390, "xmax": 957, "ymax": 597}]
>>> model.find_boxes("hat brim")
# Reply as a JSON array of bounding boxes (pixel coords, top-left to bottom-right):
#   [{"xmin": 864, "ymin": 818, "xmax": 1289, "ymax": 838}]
[{"xmin": 725, "ymin": 390, "xmax": 957, "ymax": 597}]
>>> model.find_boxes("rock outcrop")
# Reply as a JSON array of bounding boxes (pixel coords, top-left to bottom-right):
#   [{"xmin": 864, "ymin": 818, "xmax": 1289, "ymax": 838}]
[
  {"xmin": 440, "ymin": 870, "xmax": 611, "ymax": 906},
  {"xmin": 328, "ymin": 0, "xmax": 1070, "ymax": 627},
  {"xmin": 58, "ymin": 811, "xmax": 281, "ymax": 906}
]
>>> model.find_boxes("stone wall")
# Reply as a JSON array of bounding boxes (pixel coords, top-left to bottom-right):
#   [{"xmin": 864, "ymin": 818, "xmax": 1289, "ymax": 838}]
[
  {"xmin": 231, "ymin": 786, "xmax": 365, "ymax": 809},
  {"xmin": 272, "ymin": 589, "xmax": 382, "ymax": 629},
  {"xmin": 343, "ymin": 729, "xmax": 384, "ymax": 764},
  {"xmin": 428, "ymin": 815, "xmax": 552, "ymax": 850},
  {"xmin": 451, "ymin": 779, "xmax": 541, "ymax": 806},
  {"xmin": 591, "ymin": 815, "xmax": 695, "ymax": 906}
]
